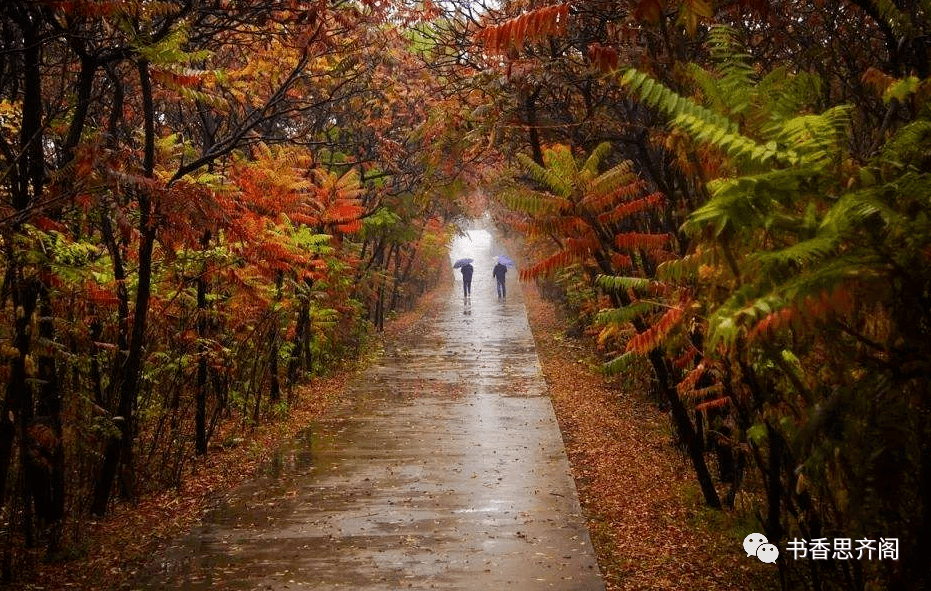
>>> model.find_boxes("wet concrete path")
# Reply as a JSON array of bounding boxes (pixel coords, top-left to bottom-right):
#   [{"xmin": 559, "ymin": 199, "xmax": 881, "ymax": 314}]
[{"xmin": 131, "ymin": 224, "xmax": 605, "ymax": 590}]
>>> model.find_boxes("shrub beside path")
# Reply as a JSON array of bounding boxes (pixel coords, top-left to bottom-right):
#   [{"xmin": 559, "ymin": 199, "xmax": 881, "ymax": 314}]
[{"xmin": 520, "ymin": 273, "xmax": 775, "ymax": 591}]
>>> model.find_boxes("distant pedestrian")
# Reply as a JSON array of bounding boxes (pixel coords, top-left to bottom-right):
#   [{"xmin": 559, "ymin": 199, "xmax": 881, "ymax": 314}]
[
  {"xmin": 460, "ymin": 262, "xmax": 473, "ymax": 298},
  {"xmin": 493, "ymin": 261, "xmax": 507, "ymax": 299}
]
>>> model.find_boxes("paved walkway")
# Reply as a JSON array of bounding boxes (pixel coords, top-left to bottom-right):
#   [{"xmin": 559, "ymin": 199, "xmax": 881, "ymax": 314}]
[{"xmin": 132, "ymin": 223, "xmax": 605, "ymax": 590}]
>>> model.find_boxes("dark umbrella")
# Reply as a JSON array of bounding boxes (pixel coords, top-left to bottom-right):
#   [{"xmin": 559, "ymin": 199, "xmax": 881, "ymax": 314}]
[
  {"xmin": 496, "ymin": 255, "xmax": 515, "ymax": 267},
  {"xmin": 453, "ymin": 257, "xmax": 474, "ymax": 268}
]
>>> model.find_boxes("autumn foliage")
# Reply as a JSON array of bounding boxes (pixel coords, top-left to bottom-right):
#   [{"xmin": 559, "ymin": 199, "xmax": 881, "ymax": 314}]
[
  {"xmin": 474, "ymin": 3, "xmax": 569, "ymax": 55},
  {"xmin": 4, "ymin": 0, "xmax": 931, "ymax": 589},
  {"xmin": 471, "ymin": 1, "xmax": 931, "ymax": 590},
  {"xmin": 0, "ymin": 0, "xmax": 463, "ymax": 580}
]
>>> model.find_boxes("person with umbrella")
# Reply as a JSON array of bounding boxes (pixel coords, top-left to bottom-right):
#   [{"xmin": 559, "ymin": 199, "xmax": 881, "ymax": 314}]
[
  {"xmin": 493, "ymin": 255, "xmax": 511, "ymax": 299},
  {"xmin": 453, "ymin": 258, "xmax": 474, "ymax": 300}
]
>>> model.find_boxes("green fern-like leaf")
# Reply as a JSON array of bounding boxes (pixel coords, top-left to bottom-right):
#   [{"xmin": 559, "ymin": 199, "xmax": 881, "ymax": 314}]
[
  {"xmin": 880, "ymin": 120, "xmax": 931, "ymax": 164},
  {"xmin": 517, "ymin": 152, "xmax": 573, "ymax": 198},
  {"xmin": 684, "ymin": 167, "xmax": 809, "ymax": 237},
  {"xmin": 595, "ymin": 274, "xmax": 654, "ymax": 292},
  {"xmin": 499, "ymin": 186, "xmax": 570, "ymax": 215},
  {"xmin": 135, "ymin": 23, "xmax": 212, "ymax": 66},
  {"xmin": 580, "ymin": 142, "xmax": 612, "ymax": 180},
  {"xmin": 585, "ymin": 160, "xmax": 638, "ymax": 202},
  {"xmin": 672, "ymin": 113, "xmax": 796, "ymax": 166},
  {"xmin": 871, "ymin": 0, "xmax": 916, "ymax": 40},
  {"xmin": 596, "ymin": 301, "xmax": 659, "ymax": 325},
  {"xmin": 701, "ymin": 26, "xmax": 756, "ymax": 116},
  {"xmin": 776, "ymin": 106, "xmax": 851, "ymax": 165},
  {"xmin": 656, "ymin": 249, "xmax": 715, "ymax": 282},
  {"xmin": 758, "ymin": 68, "xmax": 823, "ymax": 126},
  {"xmin": 704, "ymin": 251, "xmax": 886, "ymax": 348},
  {"xmin": 753, "ymin": 234, "xmax": 839, "ymax": 269},
  {"xmin": 618, "ymin": 67, "xmax": 738, "ymax": 134},
  {"xmin": 821, "ymin": 187, "xmax": 902, "ymax": 233},
  {"xmin": 600, "ymin": 350, "xmax": 637, "ymax": 376}
]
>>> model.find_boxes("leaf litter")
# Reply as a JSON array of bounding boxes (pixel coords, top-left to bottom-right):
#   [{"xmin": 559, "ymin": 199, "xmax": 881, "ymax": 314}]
[{"xmin": 520, "ymin": 280, "xmax": 774, "ymax": 591}]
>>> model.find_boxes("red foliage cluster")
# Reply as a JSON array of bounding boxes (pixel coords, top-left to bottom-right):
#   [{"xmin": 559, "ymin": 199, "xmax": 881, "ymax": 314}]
[
  {"xmin": 588, "ymin": 43, "xmax": 620, "ymax": 74},
  {"xmin": 474, "ymin": 4, "xmax": 570, "ymax": 55}
]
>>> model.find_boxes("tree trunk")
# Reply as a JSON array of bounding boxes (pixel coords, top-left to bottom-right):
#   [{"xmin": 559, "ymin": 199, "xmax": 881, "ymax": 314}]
[
  {"xmin": 525, "ymin": 88, "xmax": 544, "ymax": 165},
  {"xmin": 593, "ymin": 246, "xmax": 721, "ymax": 509},
  {"xmin": 374, "ymin": 283, "xmax": 385, "ymax": 331},
  {"xmin": 0, "ymin": 279, "xmax": 38, "ymax": 515},
  {"xmin": 89, "ymin": 316, "xmax": 106, "ymax": 407},
  {"xmin": 34, "ymin": 288, "xmax": 65, "ymax": 536},
  {"xmin": 648, "ymin": 349, "xmax": 722, "ymax": 509},
  {"xmin": 268, "ymin": 327, "xmax": 280, "ymax": 403},
  {"xmin": 0, "ymin": 11, "xmax": 46, "ymax": 543},
  {"xmin": 765, "ymin": 422, "xmax": 784, "ymax": 542},
  {"xmin": 268, "ymin": 272, "xmax": 283, "ymax": 402},
  {"xmin": 92, "ymin": 58, "xmax": 157, "ymax": 516},
  {"xmin": 287, "ymin": 295, "xmax": 311, "ymax": 393},
  {"xmin": 917, "ymin": 427, "xmax": 931, "ymax": 588},
  {"xmin": 195, "ymin": 231, "xmax": 211, "ymax": 455}
]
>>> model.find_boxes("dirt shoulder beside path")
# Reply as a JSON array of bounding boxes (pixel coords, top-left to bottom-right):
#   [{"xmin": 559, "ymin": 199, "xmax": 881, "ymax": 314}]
[{"xmin": 520, "ymin": 280, "xmax": 774, "ymax": 591}]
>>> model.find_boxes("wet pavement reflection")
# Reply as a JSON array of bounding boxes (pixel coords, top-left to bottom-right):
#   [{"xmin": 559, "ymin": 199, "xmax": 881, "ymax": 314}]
[{"xmin": 131, "ymin": 221, "xmax": 605, "ymax": 590}]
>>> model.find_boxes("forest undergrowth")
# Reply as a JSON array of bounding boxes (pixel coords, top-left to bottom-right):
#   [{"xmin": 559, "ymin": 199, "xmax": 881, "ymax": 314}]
[{"xmin": 9, "ymin": 274, "xmax": 453, "ymax": 591}]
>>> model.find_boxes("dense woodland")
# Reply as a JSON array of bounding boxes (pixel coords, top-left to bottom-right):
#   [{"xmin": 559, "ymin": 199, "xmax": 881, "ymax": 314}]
[{"xmin": 1, "ymin": 1, "xmax": 929, "ymax": 590}]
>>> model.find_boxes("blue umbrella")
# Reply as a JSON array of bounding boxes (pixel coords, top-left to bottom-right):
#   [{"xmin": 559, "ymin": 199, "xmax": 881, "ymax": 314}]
[
  {"xmin": 453, "ymin": 257, "xmax": 474, "ymax": 268},
  {"xmin": 496, "ymin": 255, "xmax": 515, "ymax": 267}
]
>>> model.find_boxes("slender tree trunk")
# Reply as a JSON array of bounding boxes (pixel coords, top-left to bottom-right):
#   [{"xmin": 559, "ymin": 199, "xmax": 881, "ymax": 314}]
[
  {"xmin": 375, "ymin": 241, "xmax": 395, "ymax": 333},
  {"xmin": 89, "ymin": 316, "xmax": 105, "ymax": 407},
  {"xmin": 287, "ymin": 295, "xmax": 311, "ymax": 393},
  {"xmin": 0, "ymin": 381, "xmax": 16, "ymax": 507},
  {"xmin": 192, "ymin": 99, "xmax": 218, "ymax": 453},
  {"xmin": 382, "ymin": 243, "xmax": 401, "ymax": 316},
  {"xmin": 35, "ymin": 288, "xmax": 65, "ymax": 538},
  {"xmin": 17, "ymin": 371, "xmax": 35, "ymax": 548},
  {"xmin": 0, "ymin": 10, "xmax": 46, "ymax": 538},
  {"xmin": 302, "ymin": 310, "xmax": 314, "ymax": 373},
  {"xmin": 268, "ymin": 272, "xmax": 283, "ymax": 403},
  {"xmin": 592, "ymin": 248, "xmax": 721, "ymax": 508},
  {"xmin": 917, "ymin": 426, "xmax": 931, "ymax": 588},
  {"xmin": 60, "ymin": 54, "xmax": 97, "ymax": 165},
  {"xmin": 2, "ymin": 274, "xmax": 40, "ymax": 546},
  {"xmin": 195, "ymin": 231, "xmax": 211, "ymax": 455},
  {"xmin": 268, "ymin": 327, "xmax": 280, "ymax": 403},
  {"xmin": 648, "ymin": 349, "xmax": 722, "ymax": 508},
  {"xmin": 395, "ymin": 235, "xmax": 424, "ymax": 307},
  {"xmin": 374, "ymin": 284, "xmax": 385, "ymax": 331},
  {"xmin": 694, "ymin": 408, "xmax": 705, "ymax": 451},
  {"xmin": 724, "ymin": 452, "xmax": 745, "ymax": 508},
  {"xmin": 0, "ymin": 277, "xmax": 38, "ymax": 514},
  {"xmin": 525, "ymin": 89, "xmax": 544, "ymax": 165},
  {"xmin": 17, "ymin": 7, "xmax": 44, "ymax": 205},
  {"xmin": 92, "ymin": 58, "xmax": 158, "ymax": 515},
  {"xmin": 765, "ymin": 423, "xmax": 784, "ymax": 542}
]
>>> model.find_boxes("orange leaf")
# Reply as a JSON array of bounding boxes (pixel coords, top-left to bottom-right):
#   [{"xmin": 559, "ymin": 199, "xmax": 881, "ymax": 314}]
[{"xmin": 695, "ymin": 396, "xmax": 730, "ymax": 411}]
